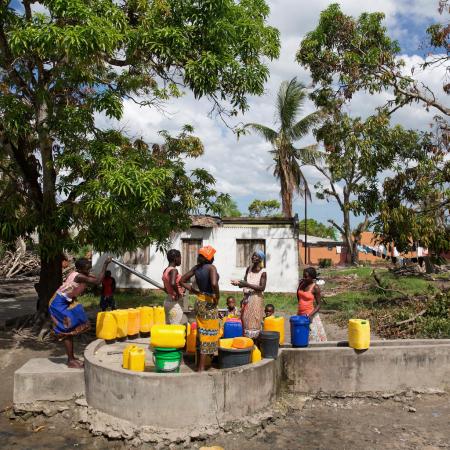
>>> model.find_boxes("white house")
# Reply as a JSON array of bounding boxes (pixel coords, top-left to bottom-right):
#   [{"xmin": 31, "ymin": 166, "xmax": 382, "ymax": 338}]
[{"xmin": 93, "ymin": 215, "xmax": 300, "ymax": 293}]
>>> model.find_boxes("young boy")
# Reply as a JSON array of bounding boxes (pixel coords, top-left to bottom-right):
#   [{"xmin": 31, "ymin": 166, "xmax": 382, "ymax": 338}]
[
  {"xmin": 224, "ymin": 296, "xmax": 240, "ymax": 318},
  {"xmin": 100, "ymin": 270, "xmax": 116, "ymax": 311},
  {"xmin": 264, "ymin": 303, "xmax": 275, "ymax": 318}
]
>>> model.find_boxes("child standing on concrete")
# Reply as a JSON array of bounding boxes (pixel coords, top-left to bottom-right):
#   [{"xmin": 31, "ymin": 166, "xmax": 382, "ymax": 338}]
[{"xmin": 100, "ymin": 270, "xmax": 116, "ymax": 311}]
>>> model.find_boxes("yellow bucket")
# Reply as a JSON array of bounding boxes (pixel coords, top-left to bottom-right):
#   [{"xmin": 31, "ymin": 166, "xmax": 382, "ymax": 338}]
[
  {"xmin": 96, "ymin": 312, "xmax": 117, "ymax": 340},
  {"xmin": 112, "ymin": 310, "xmax": 128, "ymax": 338},
  {"xmin": 348, "ymin": 319, "xmax": 370, "ymax": 350}
]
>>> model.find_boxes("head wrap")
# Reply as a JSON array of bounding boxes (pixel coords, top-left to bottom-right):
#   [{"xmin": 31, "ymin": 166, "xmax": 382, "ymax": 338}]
[
  {"xmin": 198, "ymin": 245, "xmax": 216, "ymax": 261},
  {"xmin": 255, "ymin": 250, "xmax": 265, "ymax": 260}
]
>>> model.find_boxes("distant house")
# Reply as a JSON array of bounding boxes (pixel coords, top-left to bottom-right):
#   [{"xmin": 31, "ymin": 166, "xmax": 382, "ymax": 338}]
[
  {"xmin": 298, "ymin": 234, "xmax": 345, "ymax": 266},
  {"xmin": 299, "ymin": 230, "xmax": 425, "ymax": 266},
  {"xmin": 94, "ymin": 215, "xmax": 300, "ymax": 293}
]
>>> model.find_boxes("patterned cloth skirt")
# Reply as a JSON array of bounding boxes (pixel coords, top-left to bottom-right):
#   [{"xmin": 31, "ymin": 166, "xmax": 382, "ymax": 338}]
[
  {"xmin": 195, "ymin": 293, "xmax": 219, "ymax": 355},
  {"xmin": 49, "ymin": 292, "xmax": 90, "ymax": 339},
  {"xmin": 241, "ymin": 293, "xmax": 264, "ymax": 339},
  {"xmin": 164, "ymin": 295, "xmax": 184, "ymax": 325},
  {"xmin": 309, "ymin": 313, "xmax": 327, "ymax": 342}
]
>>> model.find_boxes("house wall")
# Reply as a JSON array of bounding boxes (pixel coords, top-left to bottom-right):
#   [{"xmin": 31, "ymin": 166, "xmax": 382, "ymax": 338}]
[
  {"xmin": 298, "ymin": 241, "xmax": 346, "ymax": 265},
  {"xmin": 93, "ymin": 224, "xmax": 299, "ymax": 293}
]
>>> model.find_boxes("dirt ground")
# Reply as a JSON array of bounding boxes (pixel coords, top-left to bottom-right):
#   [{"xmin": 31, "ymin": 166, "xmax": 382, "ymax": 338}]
[
  {"xmin": 0, "ymin": 286, "xmax": 447, "ymax": 450},
  {"xmin": 1, "ymin": 393, "xmax": 449, "ymax": 449}
]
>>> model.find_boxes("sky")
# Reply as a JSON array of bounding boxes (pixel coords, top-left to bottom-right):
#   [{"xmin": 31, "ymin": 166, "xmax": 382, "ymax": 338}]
[{"xmin": 95, "ymin": 0, "xmax": 447, "ymax": 226}]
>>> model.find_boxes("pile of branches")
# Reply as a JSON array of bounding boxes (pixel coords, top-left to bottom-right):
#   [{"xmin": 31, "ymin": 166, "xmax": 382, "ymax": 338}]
[{"xmin": 0, "ymin": 239, "xmax": 40, "ymax": 278}]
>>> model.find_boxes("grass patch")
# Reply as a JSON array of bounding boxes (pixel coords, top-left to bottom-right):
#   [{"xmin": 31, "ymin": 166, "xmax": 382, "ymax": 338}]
[
  {"xmin": 80, "ymin": 289, "xmax": 298, "ymax": 315},
  {"xmin": 320, "ymin": 267, "xmax": 449, "ymax": 338}
]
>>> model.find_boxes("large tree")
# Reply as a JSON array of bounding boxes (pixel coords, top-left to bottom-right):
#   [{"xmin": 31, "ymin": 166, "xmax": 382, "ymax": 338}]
[
  {"xmin": 297, "ymin": 3, "xmax": 449, "ymax": 116},
  {"xmin": 0, "ymin": 0, "xmax": 279, "ymax": 321},
  {"xmin": 298, "ymin": 2, "xmax": 449, "ymax": 261},
  {"xmin": 311, "ymin": 113, "xmax": 422, "ymax": 265},
  {"xmin": 298, "ymin": 218, "xmax": 337, "ymax": 240},
  {"xmin": 375, "ymin": 117, "xmax": 450, "ymax": 259},
  {"xmin": 244, "ymin": 78, "xmax": 321, "ymax": 217}
]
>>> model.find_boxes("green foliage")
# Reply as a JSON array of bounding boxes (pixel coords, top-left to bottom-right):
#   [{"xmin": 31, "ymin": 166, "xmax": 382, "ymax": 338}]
[
  {"xmin": 248, "ymin": 199, "xmax": 280, "ymax": 217},
  {"xmin": 299, "ymin": 218, "xmax": 337, "ymax": 239},
  {"xmin": 214, "ymin": 196, "xmax": 241, "ymax": 217},
  {"xmin": 311, "ymin": 112, "xmax": 422, "ymax": 263},
  {"xmin": 244, "ymin": 78, "xmax": 322, "ymax": 217},
  {"xmin": 0, "ymin": 0, "xmax": 280, "ymax": 266},
  {"xmin": 318, "ymin": 258, "xmax": 332, "ymax": 268},
  {"xmin": 297, "ymin": 3, "xmax": 448, "ymax": 116},
  {"xmin": 374, "ymin": 117, "xmax": 450, "ymax": 254}
]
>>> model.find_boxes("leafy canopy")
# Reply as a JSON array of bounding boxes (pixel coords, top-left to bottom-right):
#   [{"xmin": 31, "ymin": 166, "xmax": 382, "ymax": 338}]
[
  {"xmin": 0, "ymin": 0, "xmax": 280, "ymax": 259},
  {"xmin": 298, "ymin": 219, "xmax": 337, "ymax": 240},
  {"xmin": 297, "ymin": 3, "xmax": 449, "ymax": 116},
  {"xmin": 248, "ymin": 199, "xmax": 280, "ymax": 217}
]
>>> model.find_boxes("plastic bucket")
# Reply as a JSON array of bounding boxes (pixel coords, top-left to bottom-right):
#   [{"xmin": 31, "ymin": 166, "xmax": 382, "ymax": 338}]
[
  {"xmin": 152, "ymin": 347, "xmax": 182, "ymax": 373},
  {"xmin": 218, "ymin": 347, "xmax": 252, "ymax": 369},
  {"xmin": 290, "ymin": 315, "xmax": 310, "ymax": 347},
  {"xmin": 259, "ymin": 331, "xmax": 280, "ymax": 359}
]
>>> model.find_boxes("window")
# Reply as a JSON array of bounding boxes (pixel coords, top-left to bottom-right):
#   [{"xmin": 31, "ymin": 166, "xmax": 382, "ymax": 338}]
[
  {"xmin": 122, "ymin": 247, "xmax": 150, "ymax": 265},
  {"xmin": 236, "ymin": 239, "xmax": 266, "ymax": 268},
  {"xmin": 181, "ymin": 239, "xmax": 203, "ymax": 273}
]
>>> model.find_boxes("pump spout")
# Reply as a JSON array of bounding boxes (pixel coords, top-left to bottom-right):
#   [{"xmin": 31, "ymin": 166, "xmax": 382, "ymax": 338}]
[{"xmin": 110, "ymin": 258, "xmax": 164, "ymax": 290}]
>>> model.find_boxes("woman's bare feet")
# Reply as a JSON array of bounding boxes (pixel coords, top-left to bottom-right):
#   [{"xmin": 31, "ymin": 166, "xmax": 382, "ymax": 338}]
[{"xmin": 67, "ymin": 359, "xmax": 84, "ymax": 369}]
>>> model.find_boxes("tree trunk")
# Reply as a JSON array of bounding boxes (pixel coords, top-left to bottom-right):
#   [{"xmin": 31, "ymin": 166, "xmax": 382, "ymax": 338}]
[
  {"xmin": 35, "ymin": 250, "xmax": 62, "ymax": 319},
  {"xmin": 281, "ymin": 187, "xmax": 293, "ymax": 218}
]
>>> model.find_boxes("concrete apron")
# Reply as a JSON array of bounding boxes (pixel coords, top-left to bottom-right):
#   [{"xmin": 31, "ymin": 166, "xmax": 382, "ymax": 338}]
[{"xmin": 14, "ymin": 339, "xmax": 450, "ymax": 429}]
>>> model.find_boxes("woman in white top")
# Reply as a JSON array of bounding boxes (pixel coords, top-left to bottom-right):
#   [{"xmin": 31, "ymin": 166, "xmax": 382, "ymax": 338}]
[{"xmin": 232, "ymin": 250, "xmax": 267, "ymax": 338}]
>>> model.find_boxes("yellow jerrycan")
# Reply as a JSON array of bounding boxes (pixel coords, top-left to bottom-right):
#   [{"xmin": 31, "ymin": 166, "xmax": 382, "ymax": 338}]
[
  {"xmin": 348, "ymin": 319, "xmax": 370, "ymax": 350},
  {"xmin": 186, "ymin": 322, "xmax": 198, "ymax": 354},
  {"xmin": 122, "ymin": 344, "xmax": 137, "ymax": 369},
  {"xmin": 139, "ymin": 306, "xmax": 154, "ymax": 334},
  {"xmin": 128, "ymin": 347, "xmax": 146, "ymax": 372},
  {"xmin": 96, "ymin": 312, "xmax": 117, "ymax": 341},
  {"xmin": 153, "ymin": 306, "xmax": 166, "ymax": 325},
  {"xmin": 263, "ymin": 316, "xmax": 285, "ymax": 345},
  {"xmin": 251, "ymin": 345, "xmax": 262, "ymax": 363},
  {"xmin": 151, "ymin": 324, "xmax": 186, "ymax": 348},
  {"xmin": 112, "ymin": 309, "xmax": 128, "ymax": 339},
  {"xmin": 127, "ymin": 308, "xmax": 140, "ymax": 337}
]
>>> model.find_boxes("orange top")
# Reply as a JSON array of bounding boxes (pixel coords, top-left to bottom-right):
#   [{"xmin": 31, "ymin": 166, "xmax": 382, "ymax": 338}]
[
  {"xmin": 162, "ymin": 267, "xmax": 184, "ymax": 299},
  {"xmin": 297, "ymin": 287, "xmax": 315, "ymax": 315}
]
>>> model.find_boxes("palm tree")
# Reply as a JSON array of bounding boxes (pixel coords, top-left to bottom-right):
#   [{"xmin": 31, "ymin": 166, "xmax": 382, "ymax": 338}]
[{"xmin": 245, "ymin": 78, "xmax": 321, "ymax": 218}]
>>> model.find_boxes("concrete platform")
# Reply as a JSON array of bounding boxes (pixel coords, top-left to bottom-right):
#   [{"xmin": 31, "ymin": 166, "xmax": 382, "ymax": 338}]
[
  {"xmin": 14, "ymin": 357, "xmax": 85, "ymax": 404},
  {"xmin": 84, "ymin": 339, "xmax": 280, "ymax": 428}
]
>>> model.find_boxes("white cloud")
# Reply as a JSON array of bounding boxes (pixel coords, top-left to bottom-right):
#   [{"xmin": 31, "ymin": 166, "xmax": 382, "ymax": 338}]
[{"xmin": 96, "ymin": 0, "xmax": 447, "ymax": 222}]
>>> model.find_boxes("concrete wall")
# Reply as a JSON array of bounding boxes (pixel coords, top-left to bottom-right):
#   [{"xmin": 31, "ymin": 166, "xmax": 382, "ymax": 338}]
[
  {"xmin": 93, "ymin": 223, "xmax": 299, "ymax": 293},
  {"xmin": 84, "ymin": 340, "xmax": 280, "ymax": 428},
  {"xmin": 282, "ymin": 340, "xmax": 450, "ymax": 393}
]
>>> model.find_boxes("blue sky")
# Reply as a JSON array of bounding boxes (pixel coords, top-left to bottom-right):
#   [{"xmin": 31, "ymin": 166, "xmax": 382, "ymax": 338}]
[{"xmin": 96, "ymin": 1, "xmax": 447, "ymax": 226}]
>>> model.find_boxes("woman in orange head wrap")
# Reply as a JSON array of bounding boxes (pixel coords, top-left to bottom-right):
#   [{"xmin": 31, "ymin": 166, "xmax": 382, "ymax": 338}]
[{"xmin": 180, "ymin": 246, "xmax": 220, "ymax": 372}]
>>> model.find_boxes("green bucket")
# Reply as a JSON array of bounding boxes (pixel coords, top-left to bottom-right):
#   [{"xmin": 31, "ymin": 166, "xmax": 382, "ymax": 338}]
[{"xmin": 152, "ymin": 347, "xmax": 182, "ymax": 373}]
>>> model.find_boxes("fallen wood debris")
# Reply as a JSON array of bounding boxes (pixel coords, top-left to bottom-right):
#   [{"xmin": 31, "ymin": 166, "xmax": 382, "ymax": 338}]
[{"xmin": 0, "ymin": 239, "xmax": 40, "ymax": 278}]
